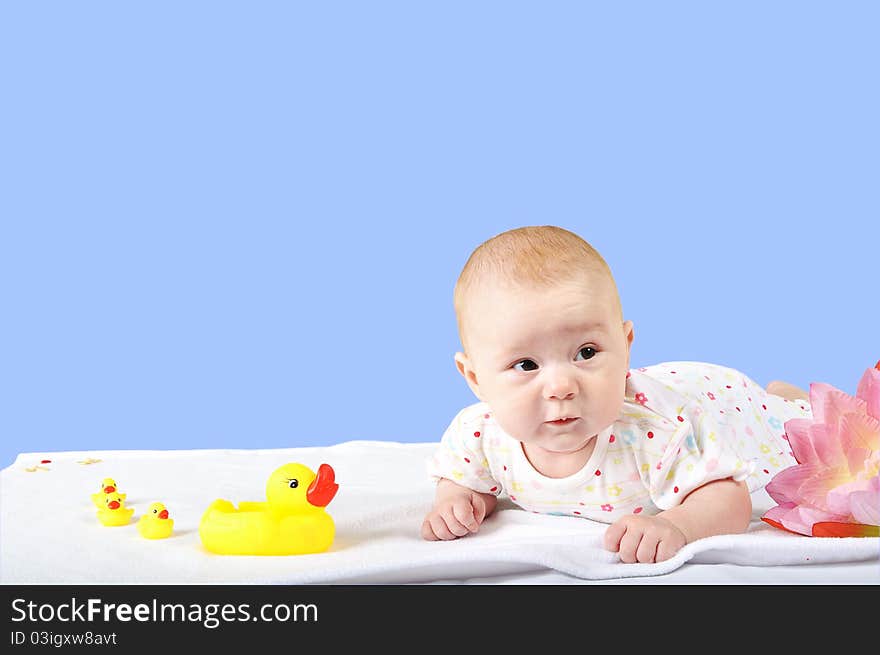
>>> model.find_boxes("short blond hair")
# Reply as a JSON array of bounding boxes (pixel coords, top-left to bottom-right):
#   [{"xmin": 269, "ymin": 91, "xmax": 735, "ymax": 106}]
[{"xmin": 454, "ymin": 225, "xmax": 621, "ymax": 351}]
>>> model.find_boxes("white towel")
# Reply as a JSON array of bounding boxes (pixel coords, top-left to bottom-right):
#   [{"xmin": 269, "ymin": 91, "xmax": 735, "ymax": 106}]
[{"xmin": 2, "ymin": 441, "xmax": 877, "ymax": 584}]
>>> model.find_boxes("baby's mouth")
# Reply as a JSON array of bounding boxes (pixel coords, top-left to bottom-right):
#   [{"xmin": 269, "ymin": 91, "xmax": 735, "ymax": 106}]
[{"xmin": 547, "ymin": 417, "xmax": 579, "ymax": 426}]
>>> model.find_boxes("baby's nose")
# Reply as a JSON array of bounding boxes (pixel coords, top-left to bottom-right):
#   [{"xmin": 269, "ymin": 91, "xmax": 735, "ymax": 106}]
[
  {"xmin": 543, "ymin": 370, "xmax": 577, "ymax": 400},
  {"xmin": 547, "ymin": 388, "xmax": 576, "ymax": 400}
]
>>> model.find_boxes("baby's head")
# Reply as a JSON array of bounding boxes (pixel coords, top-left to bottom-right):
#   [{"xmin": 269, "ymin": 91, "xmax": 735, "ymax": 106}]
[{"xmin": 453, "ymin": 226, "xmax": 634, "ymax": 456}]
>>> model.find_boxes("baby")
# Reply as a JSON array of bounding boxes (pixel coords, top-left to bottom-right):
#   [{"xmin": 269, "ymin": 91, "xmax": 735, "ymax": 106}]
[{"xmin": 422, "ymin": 225, "xmax": 811, "ymax": 563}]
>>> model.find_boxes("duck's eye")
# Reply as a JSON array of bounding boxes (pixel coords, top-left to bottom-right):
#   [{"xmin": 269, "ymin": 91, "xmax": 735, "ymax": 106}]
[
  {"xmin": 152, "ymin": 508, "xmax": 158, "ymax": 514},
  {"xmin": 288, "ymin": 479, "xmax": 299, "ymax": 489}
]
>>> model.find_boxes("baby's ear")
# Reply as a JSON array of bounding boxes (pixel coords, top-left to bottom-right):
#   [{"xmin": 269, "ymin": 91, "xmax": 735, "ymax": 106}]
[
  {"xmin": 623, "ymin": 320, "xmax": 635, "ymax": 369},
  {"xmin": 623, "ymin": 320, "xmax": 634, "ymax": 348},
  {"xmin": 454, "ymin": 352, "xmax": 485, "ymax": 401}
]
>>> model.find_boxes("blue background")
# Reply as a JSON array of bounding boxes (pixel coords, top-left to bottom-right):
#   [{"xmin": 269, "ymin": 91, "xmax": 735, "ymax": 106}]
[{"xmin": 2, "ymin": 2, "xmax": 877, "ymax": 468}]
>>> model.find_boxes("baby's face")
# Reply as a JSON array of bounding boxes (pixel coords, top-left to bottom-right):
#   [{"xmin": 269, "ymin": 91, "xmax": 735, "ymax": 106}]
[{"xmin": 458, "ymin": 276, "xmax": 633, "ymax": 458}]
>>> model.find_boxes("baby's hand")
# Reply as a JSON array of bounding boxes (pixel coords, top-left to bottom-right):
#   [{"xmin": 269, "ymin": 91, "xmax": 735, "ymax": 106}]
[
  {"xmin": 603, "ymin": 514, "xmax": 687, "ymax": 563},
  {"xmin": 421, "ymin": 484, "xmax": 495, "ymax": 541}
]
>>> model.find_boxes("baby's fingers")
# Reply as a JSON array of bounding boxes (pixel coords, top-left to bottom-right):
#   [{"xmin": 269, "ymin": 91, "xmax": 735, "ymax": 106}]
[
  {"xmin": 423, "ymin": 513, "xmax": 459, "ymax": 541},
  {"xmin": 471, "ymin": 494, "xmax": 490, "ymax": 525},
  {"xmin": 421, "ymin": 518, "xmax": 440, "ymax": 541},
  {"xmin": 617, "ymin": 526, "xmax": 646, "ymax": 564},
  {"xmin": 451, "ymin": 497, "xmax": 480, "ymax": 533},
  {"xmin": 603, "ymin": 520, "xmax": 627, "ymax": 552},
  {"xmin": 636, "ymin": 532, "xmax": 661, "ymax": 563},
  {"xmin": 656, "ymin": 538, "xmax": 680, "ymax": 563}
]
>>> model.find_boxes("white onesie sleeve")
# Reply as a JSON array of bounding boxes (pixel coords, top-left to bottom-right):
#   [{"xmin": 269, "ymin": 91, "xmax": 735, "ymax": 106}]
[
  {"xmin": 426, "ymin": 404, "xmax": 502, "ymax": 495},
  {"xmin": 633, "ymin": 361, "xmax": 807, "ymax": 510},
  {"xmin": 646, "ymin": 410, "xmax": 754, "ymax": 510}
]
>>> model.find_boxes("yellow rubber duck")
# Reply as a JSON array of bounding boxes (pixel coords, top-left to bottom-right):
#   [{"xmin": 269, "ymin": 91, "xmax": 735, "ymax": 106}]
[
  {"xmin": 91, "ymin": 478, "xmax": 126, "ymax": 508},
  {"xmin": 137, "ymin": 502, "xmax": 174, "ymax": 539},
  {"xmin": 96, "ymin": 492, "xmax": 134, "ymax": 527},
  {"xmin": 199, "ymin": 462, "xmax": 338, "ymax": 555}
]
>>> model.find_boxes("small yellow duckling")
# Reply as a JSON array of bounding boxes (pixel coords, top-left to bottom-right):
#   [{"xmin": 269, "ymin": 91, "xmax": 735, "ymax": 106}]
[
  {"xmin": 137, "ymin": 502, "xmax": 174, "ymax": 539},
  {"xmin": 91, "ymin": 478, "xmax": 126, "ymax": 508},
  {"xmin": 96, "ymin": 492, "xmax": 134, "ymax": 527},
  {"xmin": 199, "ymin": 462, "xmax": 338, "ymax": 555}
]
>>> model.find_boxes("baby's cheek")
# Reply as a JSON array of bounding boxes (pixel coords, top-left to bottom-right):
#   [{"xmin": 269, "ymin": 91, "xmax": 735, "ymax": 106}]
[
  {"xmin": 492, "ymin": 412, "xmax": 527, "ymax": 441},
  {"xmin": 488, "ymin": 399, "xmax": 529, "ymax": 437}
]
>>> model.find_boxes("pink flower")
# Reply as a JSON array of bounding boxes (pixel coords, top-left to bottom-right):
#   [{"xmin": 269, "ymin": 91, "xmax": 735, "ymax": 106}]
[
  {"xmin": 601, "ymin": 503, "xmax": 614, "ymax": 512},
  {"xmin": 761, "ymin": 362, "xmax": 880, "ymax": 537},
  {"xmin": 634, "ymin": 392, "xmax": 648, "ymax": 405}
]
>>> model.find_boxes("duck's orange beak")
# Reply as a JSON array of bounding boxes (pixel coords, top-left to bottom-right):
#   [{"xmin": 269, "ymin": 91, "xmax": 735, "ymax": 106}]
[
  {"xmin": 104, "ymin": 485, "xmax": 115, "ymax": 493},
  {"xmin": 306, "ymin": 464, "xmax": 338, "ymax": 507},
  {"xmin": 108, "ymin": 500, "xmax": 120, "ymax": 510},
  {"xmin": 158, "ymin": 509, "xmax": 169, "ymax": 519}
]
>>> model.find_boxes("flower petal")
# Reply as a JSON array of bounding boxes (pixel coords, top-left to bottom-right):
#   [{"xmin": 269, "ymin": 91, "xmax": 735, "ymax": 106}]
[
  {"xmin": 765, "ymin": 466, "xmax": 809, "ymax": 505},
  {"xmin": 766, "ymin": 463, "xmax": 829, "ymax": 506},
  {"xmin": 856, "ymin": 365, "xmax": 880, "ymax": 421},
  {"xmin": 809, "ymin": 422, "xmax": 844, "ymax": 469},
  {"xmin": 835, "ymin": 413, "xmax": 879, "ymax": 476},
  {"xmin": 762, "ymin": 504, "xmax": 811, "ymax": 536},
  {"xmin": 761, "ymin": 512, "xmax": 803, "ymax": 535},
  {"xmin": 762, "ymin": 503, "xmax": 846, "ymax": 536},
  {"xmin": 812, "ymin": 522, "xmax": 880, "ymax": 537},
  {"xmin": 838, "ymin": 409, "xmax": 880, "ymax": 456},
  {"xmin": 849, "ymin": 478, "xmax": 880, "ymax": 526},
  {"xmin": 784, "ymin": 418, "xmax": 820, "ymax": 465},
  {"xmin": 797, "ymin": 466, "xmax": 851, "ymax": 510},
  {"xmin": 826, "ymin": 478, "xmax": 873, "ymax": 516},
  {"xmin": 812, "ymin": 382, "xmax": 868, "ymax": 428}
]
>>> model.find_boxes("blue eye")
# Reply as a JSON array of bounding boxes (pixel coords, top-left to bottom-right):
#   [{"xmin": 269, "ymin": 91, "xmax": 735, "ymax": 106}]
[
  {"xmin": 576, "ymin": 347, "xmax": 597, "ymax": 361},
  {"xmin": 513, "ymin": 359, "xmax": 539, "ymax": 372}
]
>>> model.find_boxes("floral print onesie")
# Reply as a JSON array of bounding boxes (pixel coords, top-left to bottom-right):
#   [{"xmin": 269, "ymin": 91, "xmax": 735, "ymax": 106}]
[{"xmin": 426, "ymin": 362, "xmax": 811, "ymax": 521}]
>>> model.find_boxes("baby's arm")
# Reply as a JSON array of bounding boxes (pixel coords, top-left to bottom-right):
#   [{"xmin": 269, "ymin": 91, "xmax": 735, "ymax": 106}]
[
  {"xmin": 657, "ymin": 478, "xmax": 752, "ymax": 542},
  {"xmin": 421, "ymin": 478, "xmax": 498, "ymax": 541},
  {"xmin": 766, "ymin": 380, "xmax": 809, "ymax": 401},
  {"xmin": 604, "ymin": 478, "xmax": 751, "ymax": 563}
]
